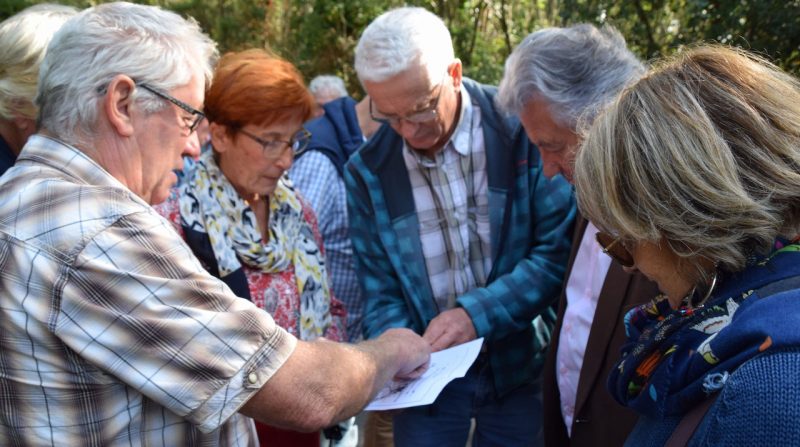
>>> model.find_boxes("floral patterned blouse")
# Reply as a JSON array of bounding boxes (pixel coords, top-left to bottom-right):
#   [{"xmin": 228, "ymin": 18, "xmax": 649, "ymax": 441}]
[{"xmin": 154, "ymin": 191, "xmax": 347, "ymax": 342}]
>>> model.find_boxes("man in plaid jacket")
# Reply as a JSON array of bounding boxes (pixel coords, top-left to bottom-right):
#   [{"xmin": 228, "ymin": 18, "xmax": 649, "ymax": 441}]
[{"xmin": 346, "ymin": 7, "xmax": 576, "ymax": 446}]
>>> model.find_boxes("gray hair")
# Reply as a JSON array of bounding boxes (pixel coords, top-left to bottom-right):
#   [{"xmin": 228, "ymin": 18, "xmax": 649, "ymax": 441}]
[
  {"xmin": 0, "ymin": 3, "xmax": 77, "ymax": 121},
  {"xmin": 355, "ymin": 7, "xmax": 454, "ymax": 85},
  {"xmin": 37, "ymin": 2, "xmax": 218, "ymax": 146},
  {"xmin": 574, "ymin": 45, "xmax": 800, "ymax": 280},
  {"xmin": 309, "ymin": 75, "xmax": 347, "ymax": 101},
  {"xmin": 496, "ymin": 24, "xmax": 644, "ymax": 129}
]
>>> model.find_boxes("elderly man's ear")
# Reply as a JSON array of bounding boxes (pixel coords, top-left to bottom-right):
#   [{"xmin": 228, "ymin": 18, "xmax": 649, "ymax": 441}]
[
  {"xmin": 447, "ymin": 59, "xmax": 463, "ymax": 91},
  {"xmin": 103, "ymin": 75, "xmax": 136, "ymax": 137}
]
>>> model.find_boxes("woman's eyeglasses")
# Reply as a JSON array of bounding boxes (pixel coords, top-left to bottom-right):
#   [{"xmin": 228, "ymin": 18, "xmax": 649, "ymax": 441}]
[
  {"xmin": 595, "ymin": 232, "xmax": 635, "ymax": 268},
  {"xmin": 237, "ymin": 128, "xmax": 312, "ymax": 159}
]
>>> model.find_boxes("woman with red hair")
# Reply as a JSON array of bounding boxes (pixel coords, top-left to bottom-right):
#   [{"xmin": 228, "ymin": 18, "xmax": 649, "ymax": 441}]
[{"xmin": 157, "ymin": 49, "xmax": 346, "ymax": 446}]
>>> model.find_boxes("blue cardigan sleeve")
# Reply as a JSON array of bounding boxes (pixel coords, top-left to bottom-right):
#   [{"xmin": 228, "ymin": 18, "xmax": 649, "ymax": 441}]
[
  {"xmin": 456, "ymin": 135, "xmax": 575, "ymax": 343},
  {"xmin": 345, "ymin": 160, "xmax": 416, "ymax": 339},
  {"xmin": 689, "ymin": 348, "xmax": 800, "ymax": 446}
]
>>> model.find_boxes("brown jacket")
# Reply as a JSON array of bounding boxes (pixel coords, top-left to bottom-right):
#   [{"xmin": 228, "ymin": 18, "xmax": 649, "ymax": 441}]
[{"xmin": 543, "ymin": 217, "xmax": 659, "ymax": 447}]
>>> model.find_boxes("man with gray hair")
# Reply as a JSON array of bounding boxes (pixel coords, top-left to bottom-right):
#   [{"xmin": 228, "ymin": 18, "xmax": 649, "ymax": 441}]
[
  {"xmin": 347, "ymin": 7, "xmax": 575, "ymax": 446},
  {"xmin": 497, "ymin": 24, "xmax": 658, "ymax": 447},
  {"xmin": 0, "ymin": 3, "xmax": 429, "ymax": 445},
  {"xmin": 309, "ymin": 74, "xmax": 349, "ymax": 107}
]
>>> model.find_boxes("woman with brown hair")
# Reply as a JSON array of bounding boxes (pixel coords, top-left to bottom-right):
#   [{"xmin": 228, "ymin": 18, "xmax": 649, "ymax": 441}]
[
  {"xmin": 157, "ymin": 49, "xmax": 346, "ymax": 446},
  {"xmin": 574, "ymin": 45, "xmax": 800, "ymax": 445}
]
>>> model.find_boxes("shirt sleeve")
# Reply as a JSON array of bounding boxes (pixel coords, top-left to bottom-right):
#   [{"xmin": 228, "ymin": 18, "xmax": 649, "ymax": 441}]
[
  {"xmin": 56, "ymin": 208, "xmax": 297, "ymax": 433},
  {"xmin": 289, "ymin": 151, "xmax": 340, "ymax": 235}
]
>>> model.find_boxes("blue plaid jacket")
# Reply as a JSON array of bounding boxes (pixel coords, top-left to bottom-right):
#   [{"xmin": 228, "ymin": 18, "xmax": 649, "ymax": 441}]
[{"xmin": 345, "ymin": 79, "xmax": 576, "ymax": 396}]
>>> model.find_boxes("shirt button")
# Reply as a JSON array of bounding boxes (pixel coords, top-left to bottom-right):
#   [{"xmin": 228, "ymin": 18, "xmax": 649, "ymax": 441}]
[{"xmin": 248, "ymin": 373, "xmax": 258, "ymax": 384}]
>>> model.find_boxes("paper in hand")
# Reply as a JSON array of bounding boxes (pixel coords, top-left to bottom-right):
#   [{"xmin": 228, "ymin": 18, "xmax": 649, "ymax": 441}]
[{"xmin": 365, "ymin": 338, "xmax": 484, "ymax": 411}]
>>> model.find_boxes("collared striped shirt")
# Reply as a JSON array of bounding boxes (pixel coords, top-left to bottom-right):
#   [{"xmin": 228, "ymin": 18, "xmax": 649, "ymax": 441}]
[
  {"xmin": 0, "ymin": 135, "xmax": 296, "ymax": 446},
  {"xmin": 402, "ymin": 89, "xmax": 492, "ymax": 312}
]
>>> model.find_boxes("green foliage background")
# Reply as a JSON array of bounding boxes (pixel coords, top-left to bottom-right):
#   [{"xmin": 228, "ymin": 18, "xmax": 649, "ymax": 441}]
[{"xmin": 4, "ymin": 0, "xmax": 800, "ymax": 98}]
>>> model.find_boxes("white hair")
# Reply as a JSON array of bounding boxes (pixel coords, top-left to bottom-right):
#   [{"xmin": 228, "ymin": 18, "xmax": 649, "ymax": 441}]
[
  {"xmin": 0, "ymin": 3, "xmax": 77, "ymax": 121},
  {"xmin": 309, "ymin": 75, "xmax": 348, "ymax": 101},
  {"xmin": 496, "ymin": 24, "xmax": 644, "ymax": 129},
  {"xmin": 354, "ymin": 7, "xmax": 454, "ymax": 85},
  {"xmin": 37, "ymin": 1, "xmax": 218, "ymax": 146}
]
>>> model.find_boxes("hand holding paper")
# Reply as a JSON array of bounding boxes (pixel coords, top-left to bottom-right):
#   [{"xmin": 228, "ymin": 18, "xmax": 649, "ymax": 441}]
[
  {"xmin": 365, "ymin": 338, "xmax": 484, "ymax": 411},
  {"xmin": 422, "ymin": 308, "xmax": 478, "ymax": 351}
]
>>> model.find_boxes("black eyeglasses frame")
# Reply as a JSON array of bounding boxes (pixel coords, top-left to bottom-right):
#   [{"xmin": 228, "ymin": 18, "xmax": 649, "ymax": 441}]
[{"xmin": 136, "ymin": 82, "xmax": 205, "ymax": 133}]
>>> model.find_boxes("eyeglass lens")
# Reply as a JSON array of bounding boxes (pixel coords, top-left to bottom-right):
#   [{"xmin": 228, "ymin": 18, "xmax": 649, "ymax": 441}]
[
  {"xmin": 595, "ymin": 232, "xmax": 635, "ymax": 268},
  {"xmin": 239, "ymin": 128, "xmax": 310, "ymax": 158},
  {"xmin": 370, "ymin": 72, "xmax": 447, "ymax": 125},
  {"xmin": 137, "ymin": 83, "xmax": 204, "ymax": 133}
]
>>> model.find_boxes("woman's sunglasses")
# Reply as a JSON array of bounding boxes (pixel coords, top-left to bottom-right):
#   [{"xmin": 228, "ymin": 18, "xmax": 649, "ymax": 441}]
[{"xmin": 595, "ymin": 232, "xmax": 635, "ymax": 268}]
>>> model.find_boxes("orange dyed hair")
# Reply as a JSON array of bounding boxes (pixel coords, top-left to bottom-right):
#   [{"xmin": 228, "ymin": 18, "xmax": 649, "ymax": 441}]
[{"xmin": 204, "ymin": 49, "xmax": 314, "ymax": 131}]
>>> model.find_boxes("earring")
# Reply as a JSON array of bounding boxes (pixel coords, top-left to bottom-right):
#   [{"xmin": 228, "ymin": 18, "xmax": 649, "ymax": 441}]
[{"xmin": 682, "ymin": 269, "xmax": 719, "ymax": 313}]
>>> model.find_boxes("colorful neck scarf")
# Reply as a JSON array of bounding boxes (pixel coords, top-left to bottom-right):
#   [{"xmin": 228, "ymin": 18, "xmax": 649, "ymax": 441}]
[
  {"xmin": 609, "ymin": 239, "xmax": 800, "ymax": 417},
  {"xmin": 179, "ymin": 150, "xmax": 332, "ymax": 340}
]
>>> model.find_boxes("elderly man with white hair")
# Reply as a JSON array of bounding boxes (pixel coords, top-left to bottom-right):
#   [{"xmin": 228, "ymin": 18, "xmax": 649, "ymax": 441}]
[
  {"xmin": 309, "ymin": 74, "xmax": 349, "ymax": 107},
  {"xmin": 0, "ymin": 2, "xmax": 430, "ymax": 445},
  {"xmin": 0, "ymin": 3, "xmax": 76, "ymax": 175},
  {"xmin": 345, "ymin": 7, "xmax": 575, "ymax": 446},
  {"xmin": 496, "ymin": 24, "xmax": 657, "ymax": 447}
]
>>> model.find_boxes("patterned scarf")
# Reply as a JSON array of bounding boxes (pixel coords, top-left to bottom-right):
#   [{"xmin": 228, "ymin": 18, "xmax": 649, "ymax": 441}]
[
  {"xmin": 609, "ymin": 238, "xmax": 800, "ymax": 417},
  {"xmin": 178, "ymin": 150, "xmax": 332, "ymax": 340}
]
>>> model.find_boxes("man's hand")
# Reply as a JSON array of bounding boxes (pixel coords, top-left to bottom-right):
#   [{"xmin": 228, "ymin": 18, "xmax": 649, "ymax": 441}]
[
  {"xmin": 378, "ymin": 328, "xmax": 431, "ymax": 381},
  {"xmin": 422, "ymin": 308, "xmax": 477, "ymax": 352},
  {"xmin": 243, "ymin": 327, "xmax": 430, "ymax": 431}
]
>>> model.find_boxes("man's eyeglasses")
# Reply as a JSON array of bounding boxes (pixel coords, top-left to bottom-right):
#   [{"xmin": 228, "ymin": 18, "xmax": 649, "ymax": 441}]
[
  {"xmin": 595, "ymin": 232, "xmax": 635, "ymax": 268},
  {"xmin": 369, "ymin": 72, "xmax": 448, "ymax": 126},
  {"xmin": 136, "ymin": 82, "xmax": 205, "ymax": 133},
  {"xmin": 238, "ymin": 128, "xmax": 312, "ymax": 158}
]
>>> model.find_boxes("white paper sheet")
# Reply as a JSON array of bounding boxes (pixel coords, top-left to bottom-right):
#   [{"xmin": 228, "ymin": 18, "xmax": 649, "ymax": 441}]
[{"xmin": 364, "ymin": 337, "xmax": 484, "ymax": 411}]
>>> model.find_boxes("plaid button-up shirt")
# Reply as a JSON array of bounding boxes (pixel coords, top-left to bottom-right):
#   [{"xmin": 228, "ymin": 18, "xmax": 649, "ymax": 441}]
[
  {"xmin": 402, "ymin": 89, "xmax": 491, "ymax": 312},
  {"xmin": 0, "ymin": 135, "xmax": 296, "ymax": 446}
]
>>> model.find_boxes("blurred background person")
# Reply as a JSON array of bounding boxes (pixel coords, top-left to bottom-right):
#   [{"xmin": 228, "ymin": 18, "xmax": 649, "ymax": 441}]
[
  {"xmin": 309, "ymin": 74, "xmax": 348, "ymax": 117},
  {"xmin": 497, "ymin": 24, "xmax": 658, "ymax": 447},
  {"xmin": 574, "ymin": 45, "xmax": 800, "ymax": 446},
  {"xmin": 0, "ymin": 3, "xmax": 76, "ymax": 175},
  {"xmin": 309, "ymin": 74, "xmax": 349, "ymax": 107},
  {"xmin": 156, "ymin": 49, "xmax": 347, "ymax": 447}
]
